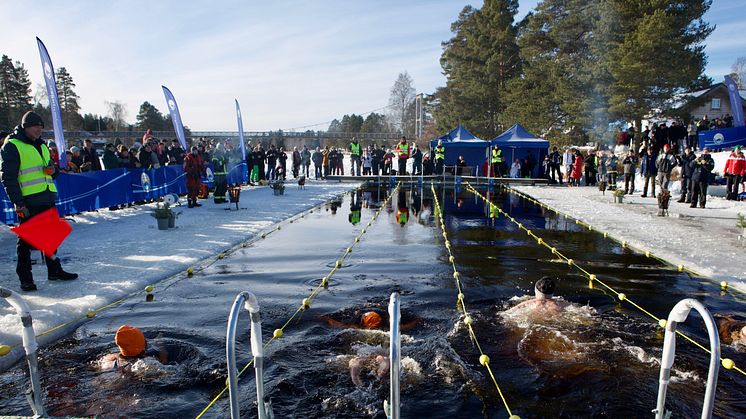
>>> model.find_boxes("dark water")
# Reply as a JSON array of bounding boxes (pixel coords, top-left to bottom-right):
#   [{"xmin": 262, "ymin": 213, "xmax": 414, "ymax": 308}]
[{"xmin": 1, "ymin": 185, "xmax": 745, "ymax": 418}]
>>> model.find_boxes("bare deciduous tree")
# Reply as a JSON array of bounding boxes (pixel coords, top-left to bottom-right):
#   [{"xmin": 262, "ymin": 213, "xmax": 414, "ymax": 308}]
[
  {"xmin": 106, "ymin": 100, "xmax": 128, "ymax": 131},
  {"xmin": 731, "ymin": 56, "xmax": 746, "ymax": 88},
  {"xmin": 388, "ymin": 71, "xmax": 416, "ymax": 135}
]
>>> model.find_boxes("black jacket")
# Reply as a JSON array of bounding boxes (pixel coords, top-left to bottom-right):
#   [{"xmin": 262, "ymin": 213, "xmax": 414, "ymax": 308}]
[
  {"xmin": 691, "ymin": 153, "xmax": 715, "ymax": 183},
  {"xmin": 678, "ymin": 153, "xmax": 696, "ymax": 179},
  {"xmin": 82, "ymin": 146, "xmax": 102, "ymax": 171},
  {"xmin": 0, "ymin": 126, "xmax": 58, "ymax": 207}
]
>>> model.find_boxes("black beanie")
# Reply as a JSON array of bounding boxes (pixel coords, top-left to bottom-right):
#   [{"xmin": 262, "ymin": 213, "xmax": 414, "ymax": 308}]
[{"xmin": 21, "ymin": 111, "xmax": 44, "ymax": 129}]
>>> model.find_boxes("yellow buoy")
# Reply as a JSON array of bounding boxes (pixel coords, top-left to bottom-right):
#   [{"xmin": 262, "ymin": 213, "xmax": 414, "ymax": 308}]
[
  {"xmin": 589, "ymin": 274, "xmax": 596, "ymax": 281},
  {"xmin": 622, "ymin": 241, "xmax": 627, "ymax": 248},
  {"xmin": 453, "ymin": 272, "xmax": 460, "ymax": 280},
  {"xmin": 457, "ymin": 292, "xmax": 465, "ymax": 301},
  {"xmin": 362, "ymin": 229, "xmax": 367, "ymax": 234},
  {"xmin": 346, "ymin": 247, "xmax": 352, "ymax": 254},
  {"xmin": 537, "ymin": 238, "xmax": 543, "ymax": 245},
  {"xmin": 355, "ymin": 237, "xmax": 360, "ymax": 243},
  {"xmin": 336, "ymin": 260, "xmax": 342, "ymax": 268},
  {"xmin": 567, "ymin": 259, "xmax": 574, "ymax": 266},
  {"xmin": 618, "ymin": 293, "xmax": 626, "ymax": 301},
  {"xmin": 86, "ymin": 310, "xmax": 96, "ymax": 318},
  {"xmin": 187, "ymin": 267, "xmax": 194, "ymax": 276},
  {"xmin": 241, "ymin": 242, "xmax": 247, "ymax": 248},
  {"xmin": 677, "ymin": 265, "xmax": 684, "ymax": 272},
  {"xmin": 321, "ymin": 277, "xmax": 329, "ymax": 287},
  {"xmin": 721, "ymin": 281, "xmax": 728, "ymax": 289},
  {"xmin": 645, "ymin": 251, "xmax": 651, "ymax": 258},
  {"xmin": 658, "ymin": 319, "xmax": 667, "ymax": 328},
  {"xmin": 464, "ymin": 316, "xmax": 473, "ymax": 325},
  {"xmin": 479, "ymin": 354, "xmax": 490, "ymax": 366},
  {"xmin": 273, "ymin": 329, "xmax": 283, "ymax": 339},
  {"xmin": 261, "ymin": 233, "xmax": 266, "ymax": 239},
  {"xmin": 144, "ymin": 285, "xmax": 154, "ymax": 293},
  {"xmin": 0, "ymin": 345, "xmax": 11, "ymax": 356},
  {"xmin": 218, "ymin": 253, "xmax": 225, "ymax": 259},
  {"xmin": 722, "ymin": 358, "xmax": 735, "ymax": 369},
  {"xmin": 449, "ymin": 256, "xmax": 455, "ymax": 263},
  {"xmin": 302, "ymin": 298, "xmax": 311, "ymax": 309}
]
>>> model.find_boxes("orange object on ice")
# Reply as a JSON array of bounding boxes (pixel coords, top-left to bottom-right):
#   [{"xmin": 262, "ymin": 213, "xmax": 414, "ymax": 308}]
[{"xmin": 10, "ymin": 207, "xmax": 71, "ymax": 258}]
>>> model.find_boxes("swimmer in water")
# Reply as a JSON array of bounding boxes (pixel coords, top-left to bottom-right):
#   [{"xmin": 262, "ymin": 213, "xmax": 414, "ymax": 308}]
[
  {"xmin": 506, "ymin": 277, "xmax": 568, "ymax": 315},
  {"xmin": 716, "ymin": 315, "xmax": 746, "ymax": 346},
  {"xmin": 98, "ymin": 325, "xmax": 168, "ymax": 370},
  {"xmin": 322, "ymin": 308, "xmax": 418, "ymax": 386}
]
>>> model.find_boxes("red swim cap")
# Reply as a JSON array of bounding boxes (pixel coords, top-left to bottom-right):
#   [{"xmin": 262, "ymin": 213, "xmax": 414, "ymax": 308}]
[{"xmin": 115, "ymin": 325, "xmax": 146, "ymax": 357}]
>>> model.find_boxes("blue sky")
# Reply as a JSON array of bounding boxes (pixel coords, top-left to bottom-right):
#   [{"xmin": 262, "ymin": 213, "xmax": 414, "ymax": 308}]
[{"xmin": 1, "ymin": 1, "xmax": 744, "ymax": 131}]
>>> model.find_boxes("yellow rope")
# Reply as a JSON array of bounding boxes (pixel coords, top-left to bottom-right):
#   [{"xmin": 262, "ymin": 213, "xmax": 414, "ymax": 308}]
[
  {"xmin": 195, "ymin": 184, "xmax": 400, "ymax": 418},
  {"xmin": 467, "ymin": 183, "xmax": 745, "ymax": 378},
  {"xmin": 431, "ymin": 184, "xmax": 517, "ymax": 418}
]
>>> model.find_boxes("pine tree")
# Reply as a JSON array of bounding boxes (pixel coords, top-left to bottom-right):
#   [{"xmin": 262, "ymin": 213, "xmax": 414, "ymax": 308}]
[
  {"xmin": 0, "ymin": 55, "xmax": 33, "ymax": 130},
  {"xmin": 55, "ymin": 67, "xmax": 81, "ymax": 129},
  {"xmin": 435, "ymin": 1, "xmax": 521, "ymax": 139},
  {"xmin": 135, "ymin": 101, "xmax": 165, "ymax": 131},
  {"xmin": 605, "ymin": 0, "xmax": 713, "ymax": 126}
]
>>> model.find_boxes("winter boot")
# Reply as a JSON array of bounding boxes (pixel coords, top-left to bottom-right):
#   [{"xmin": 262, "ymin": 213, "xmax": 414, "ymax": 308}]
[
  {"xmin": 193, "ymin": 200, "xmax": 202, "ymax": 207},
  {"xmin": 48, "ymin": 258, "xmax": 79, "ymax": 281},
  {"xmin": 188, "ymin": 199, "xmax": 195, "ymax": 208},
  {"xmin": 19, "ymin": 272, "xmax": 37, "ymax": 291}
]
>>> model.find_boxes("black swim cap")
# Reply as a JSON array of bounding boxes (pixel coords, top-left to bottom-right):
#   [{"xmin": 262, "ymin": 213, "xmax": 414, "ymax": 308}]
[{"xmin": 535, "ymin": 277, "xmax": 556, "ymax": 295}]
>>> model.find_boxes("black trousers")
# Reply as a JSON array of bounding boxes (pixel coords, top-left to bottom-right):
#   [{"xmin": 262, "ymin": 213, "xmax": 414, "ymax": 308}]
[
  {"xmin": 690, "ymin": 180, "xmax": 708, "ymax": 207},
  {"xmin": 550, "ymin": 164, "xmax": 562, "ymax": 183},
  {"xmin": 436, "ymin": 159, "xmax": 444, "ymax": 175},
  {"xmin": 726, "ymin": 174, "xmax": 742, "ymax": 200},
  {"xmin": 17, "ymin": 205, "xmax": 59, "ymax": 284},
  {"xmin": 398, "ymin": 158, "xmax": 407, "ymax": 175},
  {"xmin": 679, "ymin": 177, "xmax": 691, "ymax": 201},
  {"xmin": 624, "ymin": 173, "xmax": 635, "ymax": 193}
]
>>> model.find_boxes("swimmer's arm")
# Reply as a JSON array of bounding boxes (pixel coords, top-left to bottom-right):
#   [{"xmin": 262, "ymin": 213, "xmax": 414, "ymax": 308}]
[
  {"xmin": 506, "ymin": 300, "xmax": 533, "ymax": 313},
  {"xmin": 349, "ymin": 358, "xmax": 363, "ymax": 387},
  {"xmin": 322, "ymin": 316, "xmax": 359, "ymax": 329},
  {"xmin": 158, "ymin": 345, "xmax": 169, "ymax": 364}
]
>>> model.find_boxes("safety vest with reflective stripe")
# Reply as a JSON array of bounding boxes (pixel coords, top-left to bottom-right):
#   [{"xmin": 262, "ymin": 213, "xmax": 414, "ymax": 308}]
[
  {"xmin": 435, "ymin": 145, "xmax": 445, "ymax": 161},
  {"xmin": 8, "ymin": 138, "xmax": 57, "ymax": 196},
  {"xmin": 350, "ymin": 142, "xmax": 361, "ymax": 156},
  {"xmin": 396, "ymin": 209, "xmax": 408, "ymax": 225},
  {"xmin": 491, "ymin": 148, "xmax": 503, "ymax": 164},
  {"xmin": 397, "ymin": 142, "xmax": 409, "ymax": 158}
]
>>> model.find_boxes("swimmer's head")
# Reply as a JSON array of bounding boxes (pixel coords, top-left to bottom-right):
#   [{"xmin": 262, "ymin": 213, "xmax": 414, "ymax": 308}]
[
  {"xmin": 534, "ymin": 277, "xmax": 556, "ymax": 300},
  {"xmin": 115, "ymin": 325, "xmax": 146, "ymax": 357},
  {"xmin": 361, "ymin": 311, "xmax": 383, "ymax": 329}
]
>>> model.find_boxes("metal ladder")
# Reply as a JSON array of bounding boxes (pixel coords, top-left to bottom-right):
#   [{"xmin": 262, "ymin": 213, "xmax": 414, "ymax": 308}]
[
  {"xmin": 653, "ymin": 298, "xmax": 720, "ymax": 419},
  {"xmin": 384, "ymin": 292, "xmax": 401, "ymax": 419},
  {"xmin": 226, "ymin": 291, "xmax": 273, "ymax": 419},
  {"xmin": 0, "ymin": 286, "xmax": 46, "ymax": 417}
]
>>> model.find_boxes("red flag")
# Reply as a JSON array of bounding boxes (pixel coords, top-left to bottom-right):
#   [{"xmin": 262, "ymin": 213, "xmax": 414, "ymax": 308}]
[{"xmin": 10, "ymin": 208, "xmax": 71, "ymax": 257}]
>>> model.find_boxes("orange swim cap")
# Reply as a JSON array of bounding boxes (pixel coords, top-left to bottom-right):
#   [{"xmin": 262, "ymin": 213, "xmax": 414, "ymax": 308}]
[
  {"xmin": 115, "ymin": 325, "xmax": 146, "ymax": 357},
  {"xmin": 361, "ymin": 311, "xmax": 383, "ymax": 329}
]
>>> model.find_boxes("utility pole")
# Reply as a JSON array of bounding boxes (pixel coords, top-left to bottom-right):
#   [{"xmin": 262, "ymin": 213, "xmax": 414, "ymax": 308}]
[{"xmin": 415, "ymin": 93, "xmax": 424, "ymax": 140}]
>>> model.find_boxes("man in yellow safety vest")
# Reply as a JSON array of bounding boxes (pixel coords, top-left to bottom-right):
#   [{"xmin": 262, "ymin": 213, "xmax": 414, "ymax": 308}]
[
  {"xmin": 434, "ymin": 140, "xmax": 445, "ymax": 175},
  {"xmin": 349, "ymin": 138, "xmax": 362, "ymax": 176},
  {"xmin": 0, "ymin": 111, "xmax": 78, "ymax": 291},
  {"xmin": 491, "ymin": 145, "xmax": 504, "ymax": 177},
  {"xmin": 395, "ymin": 136, "xmax": 410, "ymax": 175}
]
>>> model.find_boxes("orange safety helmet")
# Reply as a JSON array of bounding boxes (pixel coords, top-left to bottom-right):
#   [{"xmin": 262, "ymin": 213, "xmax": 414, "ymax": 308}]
[
  {"xmin": 115, "ymin": 325, "xmax": 146, "ymax": 357},
  {"xmin": 361, "ymin": 311, "xmax": 383, "ymax": 329}
]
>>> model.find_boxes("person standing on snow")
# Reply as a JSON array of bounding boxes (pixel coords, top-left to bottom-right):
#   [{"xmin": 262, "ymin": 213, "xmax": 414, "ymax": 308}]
[
  {"xmin": 184, "ymin": 146, "xmax": 204, "ymax": 208},
  {"xmin": 0, "ymin": 111, "xmax": 78, "ymax": 291}
]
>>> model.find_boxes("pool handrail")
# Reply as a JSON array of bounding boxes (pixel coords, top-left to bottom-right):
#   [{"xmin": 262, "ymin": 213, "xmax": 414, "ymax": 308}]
[
  {"xmin": 653, "ymin": 298, "xmax": 720, "ymax": 419},
  {"xmin": 0, "ymin": 286, "xmax": 46, "ymax": 417},
  {"xmin": 386, "ymin": 292, "xmax": 401, "ymax": 419},
  {"xmin": 226, "ymin": 291, "xmax": 272, "ymax": 419}
]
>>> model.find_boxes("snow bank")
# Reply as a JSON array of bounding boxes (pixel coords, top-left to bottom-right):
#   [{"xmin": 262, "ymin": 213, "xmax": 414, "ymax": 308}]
[
  {"xmin": 0, "ymin": 181, "xmax": 359, "ymax": 370},
  {"xmin": 513, "ymin": 183, "xmax": 746, "ymax": 295}
]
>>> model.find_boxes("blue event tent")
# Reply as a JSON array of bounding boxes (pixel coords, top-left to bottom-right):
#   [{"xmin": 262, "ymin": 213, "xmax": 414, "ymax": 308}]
[
  {"xmin": 490, "ymin": 124, "xmax": 549, "ymax": 178},
  {"xmin": 429, "ymin": 125, "xmax": 490, "ymax": 174}
]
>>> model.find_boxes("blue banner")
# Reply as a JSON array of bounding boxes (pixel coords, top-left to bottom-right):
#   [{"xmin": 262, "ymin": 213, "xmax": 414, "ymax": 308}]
[
  {"xmin": 162, "ymin": 86, "xmax": 188, "ymax": 151},
  {"xmin": 725, "ymin": 75, "xmax": 745, "ymax": 127},
  {"xmin": 698, "ymin": 126, "xmax": 746, "ymax": 150},
  {"xmin": 235, "ymin": 99, "xmax": 246, "ymax": 160},
  {"xmin": 36, "ymin": 37, "xmax": 67, "ymax": 167}
]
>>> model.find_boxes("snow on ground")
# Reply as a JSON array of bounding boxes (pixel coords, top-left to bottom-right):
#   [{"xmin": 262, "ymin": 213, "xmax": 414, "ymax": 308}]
[
  {"xmin": 513, "ymin": 181, "xmax": 746, "ymax": 295},
  {"xmin": 0, "ymin": 180, "xmax": 359, "ymax": 369}
]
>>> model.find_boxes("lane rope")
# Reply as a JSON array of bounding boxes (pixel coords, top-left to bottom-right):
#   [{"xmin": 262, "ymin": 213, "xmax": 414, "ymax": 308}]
[
  {"xmin": 195, "ymin": 183, "xmax": 400, "ymax": 418},
  {"xmin": 431, "ymin": 184, "xmax": 520, "ymax": 419},
  {"xmin": 467, "ymin": 182, "xmax": 746, "ymax": 378}
]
